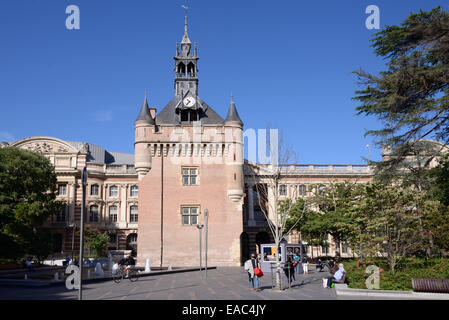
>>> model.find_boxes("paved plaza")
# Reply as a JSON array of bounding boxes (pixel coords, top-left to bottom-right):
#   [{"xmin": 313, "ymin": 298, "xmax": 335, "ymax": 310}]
[{"xmin": 0, "ymin": 267, "xmax": 338, "ymax": 300}]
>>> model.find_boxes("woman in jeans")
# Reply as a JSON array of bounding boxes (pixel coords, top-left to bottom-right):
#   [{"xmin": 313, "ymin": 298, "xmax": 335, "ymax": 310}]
[{"xmin": 244, "ymin": 253, "xmax": 261, "ymax": 291}]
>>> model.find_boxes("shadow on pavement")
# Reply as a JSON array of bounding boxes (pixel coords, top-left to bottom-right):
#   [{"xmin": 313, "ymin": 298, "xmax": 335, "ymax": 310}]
[{"xmin": 101, "ymin": 284, "xmax": 200, "ymax": 300}]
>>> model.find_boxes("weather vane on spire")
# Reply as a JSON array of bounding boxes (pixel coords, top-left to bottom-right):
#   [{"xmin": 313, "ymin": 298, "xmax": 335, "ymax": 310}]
[{"xmin": 182, "ymin": 4, "xmax": 189, "ymax": 34}]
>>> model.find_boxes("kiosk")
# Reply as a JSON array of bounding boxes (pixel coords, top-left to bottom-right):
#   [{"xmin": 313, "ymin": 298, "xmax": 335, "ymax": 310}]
[{"xmin": 259, "ymin": 242, "xmax": 304, "ymax": 273}]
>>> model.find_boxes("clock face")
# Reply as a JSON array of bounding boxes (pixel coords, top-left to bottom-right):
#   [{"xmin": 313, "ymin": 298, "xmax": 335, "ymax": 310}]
[{"xmin": 183, "ymin": 97, "xmax": 196, "ymax": 107}]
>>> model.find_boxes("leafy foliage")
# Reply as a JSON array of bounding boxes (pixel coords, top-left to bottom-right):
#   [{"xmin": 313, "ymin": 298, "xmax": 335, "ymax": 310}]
[
  {"xmin": 80, "ymin": 227, "xmax": 110, "ymax": 257},
  {"xmin": 343, "ymin": 257, "xmax": 449, "ymax": 291},
  {"xmin": 0, "ymin": 147, "xmax": 64, "ymax": 261},
  {"xmin": 353, "ymin": 6, "xmax": 449, "ymax": 169}
]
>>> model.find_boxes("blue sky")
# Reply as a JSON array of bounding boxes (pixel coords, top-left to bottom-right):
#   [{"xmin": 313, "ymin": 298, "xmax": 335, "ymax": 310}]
[{"xmin": 0, "ymin": 0, "xmax": 446, "ymax": 164}]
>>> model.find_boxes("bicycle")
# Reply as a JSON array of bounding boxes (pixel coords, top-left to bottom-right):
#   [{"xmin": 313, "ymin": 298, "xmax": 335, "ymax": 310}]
[{"xmin": 113, "ymin": 265, "xmax": 139, "ymax": 283}]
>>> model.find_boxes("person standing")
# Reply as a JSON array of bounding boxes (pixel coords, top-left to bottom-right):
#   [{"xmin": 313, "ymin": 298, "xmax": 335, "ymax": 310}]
[
  {"xmin": 302, "ymin": 255, "xmax": 309, "ymax": 274},
  {"xmin": 244, "ymin": 253, "xmax": 261, "ymax": 291},
  {"xmin": 293, "ymin": 252, "xmax": 301, "ymax": 274},
  {"xmin": 283, "ymin": 257, "xmax": 295, "ymax": 286}
]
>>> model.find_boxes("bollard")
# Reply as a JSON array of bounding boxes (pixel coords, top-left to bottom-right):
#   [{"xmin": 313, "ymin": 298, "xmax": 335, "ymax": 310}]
[
  {"xmin": 94, "ymin": 262, "xmax": 104, "ymax": 277},
  {"xmin": 87, "ymin": 269, "xmax": 91, "ymax": 279},
  {"xmin": 24, "ymin": 274, "xmax": 28, "ymax": 280},
  {"xmin": 54, "ymin": 272, "xmax": 58, "ymax": 281},
  {"xmin": 145, "ymin": 259, "xmax": 151, "ymax": 272},
  {"xmin": 168, "ymin": 265, "xmax": 172, "ymax": 271}
]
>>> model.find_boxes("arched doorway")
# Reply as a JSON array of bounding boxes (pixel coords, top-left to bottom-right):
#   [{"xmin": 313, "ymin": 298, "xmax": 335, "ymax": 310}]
[
  {"xmin": 255, "ymin": 231, "xmax": 270, "ymax": 254},
  {"xmin": 52, "ymin": 233, "xmax": 63, "ymax": 254},
  {"xmin": 126, "ymin": 233, "xmax": 137, "ymax": 256},
  {"xmin": 240, "ymin": 232, "xmax": 249, "ymax": 266}
]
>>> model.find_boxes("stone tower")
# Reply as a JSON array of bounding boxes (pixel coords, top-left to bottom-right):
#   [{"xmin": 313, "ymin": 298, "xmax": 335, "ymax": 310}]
[{"xmin": 135, "ymin": 9, "xmax": 244, "ymax": 267}]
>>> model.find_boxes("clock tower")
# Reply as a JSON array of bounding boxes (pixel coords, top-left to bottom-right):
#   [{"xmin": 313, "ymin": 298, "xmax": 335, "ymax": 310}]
[
  {"xmin": 135, "ymin": 7, "xmax": 244, "ymax": 268},
  {"xmin": 174, "ymin": 7, "xmax": 198, "ymax": 97}
]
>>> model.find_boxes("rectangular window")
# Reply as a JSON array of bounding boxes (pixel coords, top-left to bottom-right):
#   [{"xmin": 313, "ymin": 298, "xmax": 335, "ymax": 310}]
[
  {"xmin": 90, "ymin": 184, "xmax": 99, "ymax": 196},
  {"xmin": 279, "ymin": 185, "xmax": 287, "ymax": 196},
  {"xmin": 56, "ymin": 208, "xmax": 66, "ymax": 222},
  {"xmin": 342, "ymin": 243, "xmax": 349, "ymax": 254},
  {"xmin": 130, "ymin": 205, "xmax": 138, "ymax": 223},
  {"xmin": 109, "ymin": 206, "xmax": 117, "ymax": 223},
  {"xmin": 58, "ymin": 184, "xmax": 67, "ymax": 196},
  {"xmin": 90, "ymin": 205, "xmax": 99, "ymax": 222},
  {"xmin": 182, "ymin": 167, "xmax": 198, "ymax": 185},
  {"xmin": 181, "ymin": 206, "xmax": 199, "ymax": 225},
  {"xmin": 130, "ymin": 186, "xmax": 138, "ymax": 197}
]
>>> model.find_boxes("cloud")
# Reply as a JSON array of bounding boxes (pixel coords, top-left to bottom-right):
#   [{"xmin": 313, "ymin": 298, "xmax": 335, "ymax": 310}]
[
  {"xmin": 0, "ymin": 131, "xmax": 14, "ymax": 141},
  {"xmin": 92, "ymin": 110, "xmax": 113, "ymax": 122}
]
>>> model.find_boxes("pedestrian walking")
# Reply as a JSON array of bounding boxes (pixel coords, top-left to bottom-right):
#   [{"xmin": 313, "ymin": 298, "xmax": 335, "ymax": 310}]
[
  {"xmin": 244, "ymin": 253, "xmax": 261, "ymax": 291},
  {"xmin": 283, "ymin": 257, "xmax": 295, "ymax": 286}
]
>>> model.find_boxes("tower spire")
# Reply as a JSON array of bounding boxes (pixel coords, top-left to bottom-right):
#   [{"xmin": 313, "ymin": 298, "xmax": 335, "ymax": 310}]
[
  {"xmin": 174, "ymin": 5, "xmax": 198, "ymax": 96},
  {"xmin": 183, "ymin": 5, "xmax": 188, "ymax": 34},
  {"xmin": 181, "ymin": 5, "xmax": 191, "ymax": 45}
]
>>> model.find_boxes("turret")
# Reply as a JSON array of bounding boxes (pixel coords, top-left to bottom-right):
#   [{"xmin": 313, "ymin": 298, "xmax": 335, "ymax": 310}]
[
  {"xmin": 224, "ymin": 95, "xmax": 244, "ymax": 202},
  {"xmin": 134, "ymin": 94, "xmax": 155, "ymax": 178}
]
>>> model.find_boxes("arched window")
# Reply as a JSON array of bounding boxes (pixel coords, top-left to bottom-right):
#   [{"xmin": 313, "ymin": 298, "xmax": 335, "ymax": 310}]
[
  {"xmin": 298, "ymin": 185, "xmax": 307, "ymax": 196},
  {"xmin": 318, "ymin": 185, "xmax": 326, "ymax": 195},
  {"xmin": 109, "ymin": 185, "xmax": 118, "ymax": 197},
  {"xmin": 89, "ymin": 205, "xmax": 99, "ymax": 222},
  {"xmin": 126, "ymin": 233, "xmax": 138, "ymax": 255},
  {"xmin": 109, "ymin": 205, "xmax": 117, "ymax": 223},
  {"xmin": 130, "ymin": 205, "xmax": 138, "ymax": 223}
]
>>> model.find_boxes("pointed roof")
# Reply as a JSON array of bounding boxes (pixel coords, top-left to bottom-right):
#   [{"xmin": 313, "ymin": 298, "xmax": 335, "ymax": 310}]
[
  {"xmin": 225, "ymin": 95, "xmax": 243, "ymax": 126},
  {"xmin": 181, "ymin": 5, "xmax": 191, "ymax": 45},
  {"xmin": 135, "ymin": 94, "xmax": 155, "ymax": 125},
  {"xmin": 156, "ymin": 95, "xmax": 224, "ymax": 125}
]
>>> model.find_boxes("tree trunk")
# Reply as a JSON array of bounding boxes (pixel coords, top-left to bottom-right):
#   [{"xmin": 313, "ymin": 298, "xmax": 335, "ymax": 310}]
[{"xmin": 274, "ymin": 239, "xmax": 282, "ymax": 290}]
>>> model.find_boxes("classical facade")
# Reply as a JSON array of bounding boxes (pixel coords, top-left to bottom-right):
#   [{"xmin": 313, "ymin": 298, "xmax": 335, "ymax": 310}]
[
  {"xmin": 4, "ymin": 137, "xmax": 139, "ymax": 256},
  {"xmin": 1, "ymin": 12, "xmax": 386, "ymax": 266}
]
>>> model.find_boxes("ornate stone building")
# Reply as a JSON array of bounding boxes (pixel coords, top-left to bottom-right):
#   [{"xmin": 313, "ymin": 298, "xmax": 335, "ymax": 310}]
[
  {"xmin": 5, "ymin": 136, "xmax": 139, "ymax": 256},
  {"xmin": 1, "ymin": 12, "xmax": 382, "ymax": 266}
]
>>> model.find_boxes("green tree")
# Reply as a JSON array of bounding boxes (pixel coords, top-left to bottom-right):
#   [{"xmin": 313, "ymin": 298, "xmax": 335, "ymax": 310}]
[
  {"xmin": 306, "ymin": 181, "xmax": 364, "ymax": 258},
  {"xmin": 353, "ymin": 7, "xmax": 449, "ymax": 169},
  {"xmin": 0, "ymin": 147, "xmax": 64, "ymax": 261},
  {"xmin": 30, "ymin": 232, "xmax": 54, "ymax": 263},
  {"xmin": 428, "ymin": 153, "xmax": 449, "ymax": 206},
  {"xmin": 361, "ymin": 182, "xmax": 425, "ymax": 273},
  {"xmin": 81, "ymin": 227, "xmax": 109, "ymax": 257},
  {"xmin": 424, "ymin": 153, "xmax": 449, "ymax": 253}
]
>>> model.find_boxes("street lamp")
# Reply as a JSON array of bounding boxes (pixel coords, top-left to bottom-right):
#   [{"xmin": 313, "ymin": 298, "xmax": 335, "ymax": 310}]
[
  {"xmin": 70, "ymin": 224, "xmax": 76, "ymax": 261},
  {"xmin": 204, "ymin": 208, "xmax": 208, "ymax": 279},
  {"xmin": 78, "ymin": 167, "xmax": 87, "ymax": 300},
  {"xmin": 196, "ymin": 224, "xmax": 204, "ymax": 273}
]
